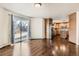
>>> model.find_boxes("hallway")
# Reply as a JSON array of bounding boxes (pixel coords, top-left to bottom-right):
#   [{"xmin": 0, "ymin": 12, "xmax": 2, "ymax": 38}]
[{"xmin": 0, "ymin": 35, "xmax": 79, "ymax": 56}]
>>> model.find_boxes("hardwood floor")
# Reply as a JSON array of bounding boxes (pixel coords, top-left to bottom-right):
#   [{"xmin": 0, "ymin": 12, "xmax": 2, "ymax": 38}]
[
  {"xmin": 29, "ymin": 40, "xmax": 49, "ymax": 56},
  {"xmin": 0, "ymin": 36, "xmax": 79, "ymax": 56},
  {"xmin": 0, "ymin": 45, "xmax": 14, "ymax": 56},
  {"xmin": 51, "ymin": 36, "xmax": 79, "ymax": 56}
]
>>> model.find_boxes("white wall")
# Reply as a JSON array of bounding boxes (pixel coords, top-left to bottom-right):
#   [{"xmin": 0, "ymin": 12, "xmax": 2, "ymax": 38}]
[
  {"xmin": 69, "ymin": 13, "xmax": 76, "ymax": 44},
  {"xmin": 0, "ymin": 8, "xmax": 10, "ymax": 48},
  {"xmin": 30, "ymin": 18, "xmax": 45, "ymax": 39},
  {"xmin": 69, "ymin": 12, "xmax": 79, "ymax": 45},
  {"xmin": 76, "ymin": 12, "xmax": 79, "ymax": 45}
]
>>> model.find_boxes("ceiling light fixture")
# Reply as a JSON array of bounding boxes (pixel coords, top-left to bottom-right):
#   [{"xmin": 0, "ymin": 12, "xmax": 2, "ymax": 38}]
[{"xmin": 34, "ymin": 3, "xmax": 42, "ymax": 8}]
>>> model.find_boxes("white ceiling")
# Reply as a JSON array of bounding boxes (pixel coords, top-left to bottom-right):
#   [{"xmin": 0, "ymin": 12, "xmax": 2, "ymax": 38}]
[{"xmin": 0, "ymin": 3, "xmax": 79, "ymax": 19}]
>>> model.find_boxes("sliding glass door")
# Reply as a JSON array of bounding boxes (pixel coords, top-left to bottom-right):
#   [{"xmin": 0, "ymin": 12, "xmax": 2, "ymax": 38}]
[{"xmin": 11, "ymin": 15, "xmax": 30, "ymax": 56}]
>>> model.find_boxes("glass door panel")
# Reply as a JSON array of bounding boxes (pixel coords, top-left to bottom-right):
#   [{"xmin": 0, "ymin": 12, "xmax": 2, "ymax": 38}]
[
  {"xmin": 12, "ymin": 16, "xmax": 22, "ymax": 56},
  {"xmin": 12, "ymin": 15, "xmax": 30, "ymax": 56},
  {"xmin": 21, "ymin": 20, "xmax": 30, "ymax": 56}
]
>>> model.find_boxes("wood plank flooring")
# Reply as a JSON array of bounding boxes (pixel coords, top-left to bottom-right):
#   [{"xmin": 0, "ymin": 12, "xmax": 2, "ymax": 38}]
[{"xmin": 0, "ymin": 36, "xmax": 79, "ymax": 56}]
